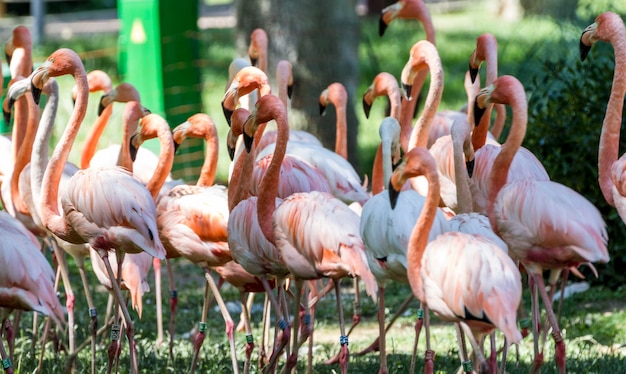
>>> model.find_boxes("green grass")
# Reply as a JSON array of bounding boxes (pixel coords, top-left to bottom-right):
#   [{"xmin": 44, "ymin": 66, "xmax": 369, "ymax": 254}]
[{"xmin": 4, "ymin": 3, "xmax": 626, "ymax": 373}]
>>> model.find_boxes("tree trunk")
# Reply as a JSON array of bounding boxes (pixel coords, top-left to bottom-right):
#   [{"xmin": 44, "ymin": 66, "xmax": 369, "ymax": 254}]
[{"xmin": 235, "ymin": 0, "xmax": 363, "ymax": 173}]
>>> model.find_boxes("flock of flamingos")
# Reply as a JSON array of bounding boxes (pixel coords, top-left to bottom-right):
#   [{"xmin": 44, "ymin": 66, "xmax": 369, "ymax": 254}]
[{"xmin": 0, "ymin": 0, "xmax": 625, "ymax": 373}]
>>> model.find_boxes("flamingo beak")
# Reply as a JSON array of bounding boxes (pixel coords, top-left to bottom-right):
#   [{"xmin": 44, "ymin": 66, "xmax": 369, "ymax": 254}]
[
  {"xmin": 466, "ymin": 159, "xmax": 475, "ymax": 178},
  {"xmin": 388, "ymin": 181, "xmax": 400, "ymax": 209}
]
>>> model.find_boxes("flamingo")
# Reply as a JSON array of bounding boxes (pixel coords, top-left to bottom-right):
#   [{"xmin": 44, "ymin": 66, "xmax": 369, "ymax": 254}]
[
  {"xmin": 31, "ymin": 48, "xmax": 166, "ymax": 374},
  {"xmin": 142, "ymin": 113, "xmax": 242, "ymax": 373},
  {"xmin": 249, "ymin": 27, "xmax": 269, "ymax": 73},
  {"xmin": 0, "ymin": 210, "xmax": 65, "ymax": 374},
  {"xmin": 468, "ymin": 33, "xmax": 506, "ymax": 148},
  {"xmin": 5, "ymin": 73, "xmax": 103, "ymax": 372},
  {"xmin": 580, "ymin": 12, "xmax": 626, "ymax": 222},
  {"xmin": 239, "ymin": 94, "xmax": 377, "ymax": 374},
  {"xmin": 379, "ymin": 0, "xmax": 436, "ymax": 152},
  {"xmin": 227, "ymin": 103, "xmax": 293, "ymax": 374},
  {"xmin": 388, "ymin": 146, "xmax": 523, "ymax": 374},
  {"xmin": 474, "ymin": 75, "xmax": 610, "ymax": 373},
  {"xmin": 358, "ymin": 116, "xmax": 448, "ymax": 374}
]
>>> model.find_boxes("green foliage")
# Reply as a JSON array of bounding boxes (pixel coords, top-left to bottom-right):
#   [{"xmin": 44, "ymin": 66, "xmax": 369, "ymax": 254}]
[{"xmin": 510, "ymin": 22, "xmax": 626, "ymax": 288}]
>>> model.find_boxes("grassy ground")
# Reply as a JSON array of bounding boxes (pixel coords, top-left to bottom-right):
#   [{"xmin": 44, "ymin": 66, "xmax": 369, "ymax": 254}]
[{"xmin": 4, "ymin": 2, "xmax": 626, "ymax": 373}]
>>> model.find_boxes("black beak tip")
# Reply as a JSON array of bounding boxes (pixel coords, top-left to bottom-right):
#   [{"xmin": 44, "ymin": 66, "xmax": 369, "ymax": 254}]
[
  {"xmin": 243, "ymin": 132, "xmax": 254, "ymax": 153},
  {"xmin": 379, "ymin": 17, "xmax": 388, "ymax": 37},
  {"xmin": 98, "ymin": 96, "xmax": 106, "ymax": 116},
  {"xmin": 402, "ymin": 84, "xmax": 413, "ymax": 101},
  {"xmin": 31, "ymin": 84, "xmax": 42, "ymax": 105},
  {"xmin": 173, "ymin": 141, "xmax": 181, "ymax": 154},
  {"xmin": 473, "ymin": 101, "xmax": 487, "ymax": 127},
  {"xmin": 319, "ymin": 102, "xmax": 327, "ymax": 116},
  {"xmin": 287, "ymin": 84, "xmax": 294, "ymax": 99},
  {"xmin": 362, "ymin": 97, "xmax": 371, "ymax": 119},
  {"xmin": 579, "ymin": 39, "xmax": 591, "ymax": 61},
  {"xmin": 3, "ymin": 110, "xmax": 10, "ymax": 125},
  {"xmin": 388, "ymin": 181, "xmax": 399, "ymax": 209},
  {"xmin": 466, "ymin": 159, "xmax": 475, "ymax": 179},
  {"xmin": 250, "ymin": 56, "xmax": 258, "ymax": 67},
  {"xmin": 469, "ymin": 65, "xmax": 479, "ymax": 84},
  {"xmin": 129, "ymin": 142, "xmax": 138, "ymax": 162},
  {"xmin": 222, "ymin": 103, "xmax": 233, "ymax": 127},
  {"xmin": 227, "ymin": 144, "xmax": 235, "ymax": 161}
]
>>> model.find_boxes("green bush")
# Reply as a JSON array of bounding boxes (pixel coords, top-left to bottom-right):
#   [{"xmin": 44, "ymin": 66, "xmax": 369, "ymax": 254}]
[{"xmin": 511, "ymin": 23, "xmax": 626, "ymax": 288}]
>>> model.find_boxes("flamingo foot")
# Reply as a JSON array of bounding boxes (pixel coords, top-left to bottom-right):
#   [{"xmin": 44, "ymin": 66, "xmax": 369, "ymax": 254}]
[
  {"xmin": 285, "ymin": 352, "xmax": 298, "ymax": 373},
  {"xmin": 553, "ymin": 331, "xmax": 566, "ymax": 374},
  {"xmin": 263, "ymin": 321, "xmax": 290, "ymax": 374},
  {"xmin": 519, "ymin": 317, "xmax": 531, "ymax": 339},
  {"xmin": 424, "ymin": 349, "xmax": 435, "ymax": 374},
  {"xmin": 126, "ymin": 324, "xmax": 139, "ymax": 374},
  {"xmin": 530, "ymin": 352, "xmax": 544, "ymax": 374}
]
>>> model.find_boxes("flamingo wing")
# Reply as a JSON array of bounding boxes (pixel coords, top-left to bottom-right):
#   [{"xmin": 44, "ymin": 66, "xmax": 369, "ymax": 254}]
[
  {"xmin": 422, "ymin": 231, "xmax": 522, "ymax": 343},
  {"xmin": 157, "ymin": 184, "xmax": 231, "ymax": 266},
  {"xmin": 61, "ymin": 167, "xmax": 165, "ymax": 259},
  {"xmin": 494, "ymin": 179, "xmax": 609, "ymax": 270},
  {"xmin": 251, "ymin": 154, "xmax": 332, "ymax": 198},
  {"xmin": 274, "ymin": 191, "xmax": 378, "ymax": 300}
]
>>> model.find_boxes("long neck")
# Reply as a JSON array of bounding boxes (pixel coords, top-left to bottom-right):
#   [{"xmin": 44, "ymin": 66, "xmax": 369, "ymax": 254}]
[
  {"xmin": 145, "ymin": 126, "xmax": 175, "ymax": 200},
  {"xmin": 333, "ymin": 97, "xmax": 348, "ymax": 160},
  {"xmin": 257, "ymin": 109, "xmax": 289, "ymax": 244},
  {"xmin": 117, "ymin": 111, "xmax": 137, "ymax": 172},
  {"xmin": 408, "ymin": 56, "xmax": 444, "ymax": 150},
  {"xmin": 228, "ymin": 137, "xmax": 255, "ymax": 211},
  {"xmin": 81, "ymin": 104, "xmax": 113, "ymax": 169},
  {"xmin": 196, "ymin": 126, "xmax": 219, "ymax": 187},
  {"xmin": 598, "ymin": 33, "xmax": 626, "ymax": 207},
  {"xmin": 452, "ymin": 124, "xmax": 472, "ymax": 214},
  {"xmin": 11, "ymin": 92, "xmax": 40, "ymax": 214},
  {"xmin": 406, "ymin": 159, "xmax": 440, "ymax": 302},
  {"xmin": 400, "ymin": 70, "xmax": 427, "ymax": 152},
  {"xmin": 486, "ymin": 96, "xmax": 527, "ymax": 227},
  {"xmin": 381, "ymin": 137, "xmax": 393, "ymax": 190},
  {"xmin": 41, "ymin": 65, "xmax": 89, "ymax": 242},
  {"xmin": 31, "ymin": 81, "xmax": 59, "ymax": 211}
]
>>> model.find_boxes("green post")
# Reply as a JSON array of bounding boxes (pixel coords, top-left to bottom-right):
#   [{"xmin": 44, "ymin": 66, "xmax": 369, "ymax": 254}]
[
  {"xmin": 0, "ymin": 62, "xmax": 10, "ymax": 135},
  {"xmin": 118, "ymin": 0, "xmax": 205, "ymax": 183}
]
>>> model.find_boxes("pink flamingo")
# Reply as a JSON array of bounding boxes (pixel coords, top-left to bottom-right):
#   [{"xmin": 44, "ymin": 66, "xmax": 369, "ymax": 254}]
[
  {"xmin": 150, "ymin": 113, "xmax": 242, "ymax": 373},
  {"xmin": 475, "ymin": 75, "xmax": 610, "ymax": 373},
  {"xmin": 388, "ymin": 146, "xmax": 523, "ymax": 374},
  {"xmin": 240, "ymin": 94, "xmax": 378, "ymax": 374},
  {"xmin": 379, "ymin": 0, "xmax": 436, "ymax": 152},
  {"xmin": 31, "ymin": 48, "xmax": 166, "ymax": 374},
  {"xmin": 359, "ymin": 117, "xmax": 448, "ymax": 374},
  {"xmin": 580, "ymin": 12, "xmax": 626, "ymax": 222},
  {"xmin": 0, "ymin": 210, "xmax": 65, "ymax": 374}
]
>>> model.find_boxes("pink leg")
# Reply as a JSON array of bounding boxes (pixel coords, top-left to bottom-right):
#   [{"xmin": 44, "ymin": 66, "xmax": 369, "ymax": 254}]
[
  {"xmin": 239, "ymin": 292, "xmax": 254, "ymax": 374},
  {"xmin": 189, "ymin": 282, "xmax": 210, "ymax": 374},
  {"xmin": 533, "ymin": 274, "xmax": 566, "ymax": 374},
  {"xmin": 377, "ymin": 286, "xmax": 388, "ymax": 374},
  {"xmin": 333, "ymin": 279, "xmax": 350, "ymax": 374},
  {"xmin": 165, "ymin": 259, "xmax": 178, "ymax": 360},
  {"xmin": 153, "ymin": 257, "xmax": 164, "ymax": 348},
  {"xmin": 262, "ymin": 278, "xmax": 291, "ymax": 374},
  {"xmin": 202, "ymin": 268, "xmax": 239, "ymax": 374},
  {"xmin": 423, "ymin": 306, "xmax": 434, "ymax": 374},
  {"xmin": 1, "ymin": 320, "xmax": 14, "ymax": 374},
  {"xmin": 412, "ymin": 304, "xmax": 425, "ymax": 374}
]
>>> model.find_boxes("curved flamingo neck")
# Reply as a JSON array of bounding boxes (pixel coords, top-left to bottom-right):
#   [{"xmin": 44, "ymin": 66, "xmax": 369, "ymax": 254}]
[
  {"xmin": 12, "ymin": 90, "xmax": 39, "ymax": 214},
  {"xmin": 371, "ymin": 145, "xmax": 384, "ymax": 195},
  {"xmin": 145, "ymin": 118, "xmax": 175, "ymax": 200},
  {"xmin": 31, "ymin": 79, "xmax": 59, "ymax": 210},
  {"xmin": 330, "ymin": 89, "xmax": 349, "ymax": 160},
  {"xmin": 196, "ymin": 123, "xmax": 219, "ymax": 187},
  {"xmin": 228, "ymin": 109, "xmax": 255, "ymax": 211},
  {"xmin": 405, "ymin": 149, "xmax": 440, "ymax": 302},
  {"xmin": 486, "ymin": 89, "xmax": 527, "ymax": 227},
  {"xmin": 599, "ymin": 29, "xmax": 626, "ymax": 207},
  {"xmin": 40, "ymin": 53, "xmax": 89, "ymax": 243},
  {"xmin": 407, "ymin": 50, "xmax": 444, "ymax": 150},
  {"xmin": 471, "ymin": 35, "xmax": 499, "ymax": 151},
  {"xmin": 117, "ymin": 104, "xmax": 140, "ymax": 172},
  {"xmin": 400, "ymin": 71, "xmax": 427, "ymax": 152},
  {"xmin": 276, "ymin": 60, "xmax": 292, "ymax": 109},
  {"xmin": 452, "ymin": 121, "xmax": 473, "ymax": 214},
  {"xmin": 257, "ymin": 102, "xmax": 289, "ymax": 244},
  {"xmin": 489, "ymin": 104, "xmax": 506, "ymax": 141},
  {"xmin": 81, "ymin": 104, "xmax": 113, "ymax": 169}
]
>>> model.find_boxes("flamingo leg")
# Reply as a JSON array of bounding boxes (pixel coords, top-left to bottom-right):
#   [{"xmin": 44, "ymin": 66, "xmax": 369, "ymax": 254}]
[
  {"xmin": 74, "ymin": 257, "xmax": 98, "ymax": 374},
  {"xmin": 6, "ymin": 313, "xmax": 17, "ymax": 362},
  {"xmin": 1, "ymin": 320, "xmax": 14, "ymax": 374},
  {"xmin": 237, "ymin": 292, "xmax": 255, "ymax": 332},
  {"xmin": 51, "ymin": 239, "xmax": 76, "ymax": 357},
  {"xmin": 286, "ymin": 279, "xmax": 304, "ymax": 373},
  {"xmin": 97, "ymin": 249, "xmax": 138, "ymax": 374},
  {"xmin": 423, "ymin": 306, "xmax": 434, "ymax": 374},
  {"xmin": 239, "ymin": 292, "xmax": 254, "ymax": 374},
  {"xmin": 455, "ymin": 323, "xmax": 472, "ymax": 373},
  {"xmin": 39, "ymin": 316, "xmax": 52, "ymax": 373},
  {"xmin": 202, "ymin": 268, "xmax": 239, "ymax": 374},
  {"xmin": 258, "ymin": 293, "xmax": 270, "ymax": 369},
  {"xmin": 352, "ymin": 292, "xmax": 415, "ymax": 358},
  {"xmin": 498, "ymin": 336, "xmax": 509, "ymax": 374},
  {"xmin": 153, "ymin": 257, "xmax": 164, "ymax": 348},
  {"xmin": 533, "ymin": 274, "xmax": 566, "ymax": 374},
  {"xmin": 347, "ymin": 277, "xmax": 361, "ymax": 336},
  {"xmin": 262, "ymin": 278, "xmax": 291, "ymax": 374},
  {"xmin": 528, "ymin": 273, "xmax": 543, "ymax": 374},
  {"xmin": 410, "ymin": 302, "xmax": 425, "ymax": 374},
  {"xmin": 489, "ymin": 332, "xmax": 497, "ymax": 374},
  {"xmin": 189, "ymin": 281, "xmax": 211, "ymax": 374},
  {"xmin": 333, "ymin": 279, "xmax": 349, "ymax": 374},
  {"xmin": 165, "ymin": 258, "xmax": 177, "ymax": 360},
  {"xmin": 378, "ymin": 286, "xmax": 388, "ymax": 374}
]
